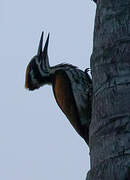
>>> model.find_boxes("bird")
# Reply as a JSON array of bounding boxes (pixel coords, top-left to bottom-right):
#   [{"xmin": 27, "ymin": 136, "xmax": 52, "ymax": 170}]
[{"xmin": 25, "ymin": 32, "xmax": 92, "ymax": 144}]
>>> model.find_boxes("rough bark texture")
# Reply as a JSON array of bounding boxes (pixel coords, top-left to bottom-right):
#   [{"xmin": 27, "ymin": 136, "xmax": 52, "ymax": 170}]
[{"xmin": 86, "ymin": 0, "xmax": 130, "ymax": 179}]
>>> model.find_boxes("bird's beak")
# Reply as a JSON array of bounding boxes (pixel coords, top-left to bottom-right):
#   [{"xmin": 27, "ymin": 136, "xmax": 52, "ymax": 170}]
[
  {"xmin": 38, "ymin": 32, "xmax": 50, "ymax": 70},
  {"xmin": 42, "ymin": 33, "xmax": 50, "ymax": 60}
]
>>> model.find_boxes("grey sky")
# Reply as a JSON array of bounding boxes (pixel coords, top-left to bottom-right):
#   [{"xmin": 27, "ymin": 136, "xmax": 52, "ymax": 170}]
[{"xmin": 0, "ymin": 0, "xmax": 96, "ymax": 179}]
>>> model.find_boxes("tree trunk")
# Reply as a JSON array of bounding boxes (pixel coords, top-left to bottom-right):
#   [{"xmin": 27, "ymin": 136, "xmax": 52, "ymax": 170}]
[{"xmin": 87, "ymin": 0, "xmax": 130, "ymax": 179}]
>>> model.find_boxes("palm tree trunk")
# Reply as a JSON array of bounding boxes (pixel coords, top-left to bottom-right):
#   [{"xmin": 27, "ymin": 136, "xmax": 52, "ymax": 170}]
[{"xmin": 87, "ymin": 0, "xmax": 130, "ymax": 179}]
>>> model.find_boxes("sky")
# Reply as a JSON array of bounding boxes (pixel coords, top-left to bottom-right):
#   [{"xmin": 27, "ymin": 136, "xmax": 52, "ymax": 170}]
[{"xmin": 0, "ymin": 0, "xmax": 96, "ymax": 179}]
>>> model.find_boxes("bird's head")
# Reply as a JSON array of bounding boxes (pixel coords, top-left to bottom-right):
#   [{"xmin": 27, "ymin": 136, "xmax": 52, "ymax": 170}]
[{"xmin": 25, "ymin": 32, "xmax": 52, "ymax": 90}]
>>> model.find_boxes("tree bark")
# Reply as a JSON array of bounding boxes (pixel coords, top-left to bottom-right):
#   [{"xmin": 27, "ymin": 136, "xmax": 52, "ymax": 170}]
[{"xmin": 86, "ymin": 0, "xmax": 130, "ymax": 179}]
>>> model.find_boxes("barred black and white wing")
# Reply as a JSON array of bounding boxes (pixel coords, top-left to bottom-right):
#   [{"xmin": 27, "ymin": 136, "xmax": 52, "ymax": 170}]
[{"xmin": 52, "ymin": 67, "xmax": 92, "ymax": 144}]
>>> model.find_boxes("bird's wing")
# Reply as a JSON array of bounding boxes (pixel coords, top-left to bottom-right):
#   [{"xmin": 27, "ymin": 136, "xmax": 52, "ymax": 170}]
[
  {"xmin": 52, "ymin": 68, "xmax": 92, "ymax": 144},
  {"xmin": 52, "ymin": 70, "xmax": 85, "ymax": 139},
  {"xmin": 65, "ymin": 68, "xmax": 92, "ymax": 127}
]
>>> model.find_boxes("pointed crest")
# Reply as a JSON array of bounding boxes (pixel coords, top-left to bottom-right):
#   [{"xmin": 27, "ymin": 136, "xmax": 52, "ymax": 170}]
[
  {"xmin": 37, "ymin": 32, "xmax": 50, "ymax": 70},
  {"xmin": 42, "ymin": 33, "xmax": 50, "ymax": 69},
  {"xmin": 37, "ymin": 32, "xmax": 44, "ymax": 56}
]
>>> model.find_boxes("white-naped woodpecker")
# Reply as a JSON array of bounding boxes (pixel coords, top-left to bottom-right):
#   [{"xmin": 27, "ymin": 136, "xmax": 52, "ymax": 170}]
[{"xmin": 25, "ymin": 32, "xmax": 92, "ymax": 144}]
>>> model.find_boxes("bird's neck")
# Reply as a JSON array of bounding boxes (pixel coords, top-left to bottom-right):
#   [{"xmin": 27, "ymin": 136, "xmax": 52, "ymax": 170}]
[
  {"xmin": 50, "ymin": 63, "xmax": 75, "ymax": 74},
  {"xmin": 49, "ymin": 66, "xmax": 61, "ymax": 74},
  {"xmin": 45, "ymin": 64, "xmax": 76, "ymax": 86}
]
